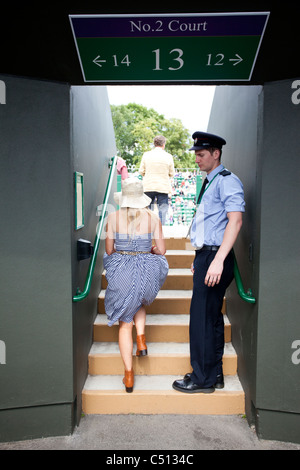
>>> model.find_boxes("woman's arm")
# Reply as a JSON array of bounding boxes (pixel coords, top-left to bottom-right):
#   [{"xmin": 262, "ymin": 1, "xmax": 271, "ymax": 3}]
[
  {"xmin": 105, "ymin": 212, "xmax": 116, "ymax": 255},
  {"xmin": 152, "ymin": 216, "xmax": 166, "ymax": 255}
]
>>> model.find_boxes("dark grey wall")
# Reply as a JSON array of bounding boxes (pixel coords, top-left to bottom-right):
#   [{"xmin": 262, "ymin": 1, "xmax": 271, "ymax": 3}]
[
  {"xmin": 208, "ymin": 85, "xmax": 262, "ymax": 413},
  {"xmin": 255, "ymin": 79, "xmax": 300, "ymax": 442},
  {"xmin": 208, "ymin": 79, "xmax": 300, "ymax": 443},
  {"xmin": 0, "ymin": 76, "xmax": 74, "ymax": 440},
  {"xmin": 0, "ymin": 76, "xmax": 116, "ymax": 441},
  {"xmin": 70, "ymin": 86, "xmax": 117, "ymax": 425}
]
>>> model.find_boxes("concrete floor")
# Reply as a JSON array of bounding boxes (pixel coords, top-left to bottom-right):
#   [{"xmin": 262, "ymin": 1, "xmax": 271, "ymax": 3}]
[{"xmin": 1, "ymin": 414, "xmax": 300, "ymax": 450}]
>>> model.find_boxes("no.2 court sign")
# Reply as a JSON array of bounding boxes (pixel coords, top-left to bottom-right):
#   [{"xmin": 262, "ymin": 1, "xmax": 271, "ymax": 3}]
[{"xmin": 69, "ymin": 12, "xmax": 270, "ymax": 83}]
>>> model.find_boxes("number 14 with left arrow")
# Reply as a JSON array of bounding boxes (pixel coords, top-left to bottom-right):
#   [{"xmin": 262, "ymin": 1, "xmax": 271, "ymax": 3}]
[{"xmin": 93, "ymin": 54, "xmax": 131, "ymax": 67}]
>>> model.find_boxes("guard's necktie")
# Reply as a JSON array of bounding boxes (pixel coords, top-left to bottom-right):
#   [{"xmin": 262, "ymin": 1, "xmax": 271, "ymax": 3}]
[
  {"xmin": 186, "ymin": 177, "xmax": 209, "ymax": 238},
  {"xmin": 196, "ymin": 177, "xmax": 208, "ymax": 205}
]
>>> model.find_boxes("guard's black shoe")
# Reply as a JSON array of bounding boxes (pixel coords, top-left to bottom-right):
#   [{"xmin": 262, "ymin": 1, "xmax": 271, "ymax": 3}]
[
  {"xmin": 172, "ymin": 377, "xmax": 215, "ymax": 394},
  {"xmin": 183, "ymin": 372, "xmax": 224, "ymax": 389},
  {"xmin": 215, "ymin": 374, "xmax": 224, "ymax": 389}
]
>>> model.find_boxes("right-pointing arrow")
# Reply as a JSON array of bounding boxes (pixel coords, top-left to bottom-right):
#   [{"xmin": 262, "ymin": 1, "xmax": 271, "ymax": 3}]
[{"xmin": 229, "ymin": 54, "xmax": 243, "ymax": 66}]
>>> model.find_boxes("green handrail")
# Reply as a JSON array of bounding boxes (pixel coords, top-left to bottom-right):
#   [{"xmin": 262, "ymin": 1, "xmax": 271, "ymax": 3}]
[
  {"xmin": 233, "ymin": 250, "xmax": 256, "ymax": 304},
  {"xmin": 73, "ymin": 155, "xmax": 117, "ymax": 302}
]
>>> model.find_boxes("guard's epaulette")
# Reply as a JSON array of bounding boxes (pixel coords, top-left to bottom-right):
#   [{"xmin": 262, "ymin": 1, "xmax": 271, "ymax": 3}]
[{"xmin": 219, "ymin": 169, "xmax": 231, "ymax": 176}]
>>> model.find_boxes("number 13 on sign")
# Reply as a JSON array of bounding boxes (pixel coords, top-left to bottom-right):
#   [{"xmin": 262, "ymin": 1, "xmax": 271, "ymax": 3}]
[{"xmin": 152, "ymin": 48, "xmax": 184, "ymax": 71}]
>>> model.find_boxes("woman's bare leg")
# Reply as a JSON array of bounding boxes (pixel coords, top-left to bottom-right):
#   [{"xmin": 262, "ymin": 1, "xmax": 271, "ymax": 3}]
[
  {"xmin": 118, "ymin": 320, "xmax": 133, "ymax": 371},
  {"xmin": 133, "ymin": 306, "xmax": 146, "ymax": 335}
]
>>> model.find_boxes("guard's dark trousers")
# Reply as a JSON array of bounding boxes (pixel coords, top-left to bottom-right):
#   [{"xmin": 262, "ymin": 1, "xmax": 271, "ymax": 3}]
[{"xmin": 190, "ymin": 250, "xmax": 234, "ymax": 388}]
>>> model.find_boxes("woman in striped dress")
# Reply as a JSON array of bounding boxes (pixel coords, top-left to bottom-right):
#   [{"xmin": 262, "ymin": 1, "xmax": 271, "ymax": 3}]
[{"xmin": 104, "ymin": 177, "xmax": 169, "ymax": 392}]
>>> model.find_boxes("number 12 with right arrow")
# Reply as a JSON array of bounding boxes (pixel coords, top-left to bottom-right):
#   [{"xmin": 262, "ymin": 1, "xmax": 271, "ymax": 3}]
[{"xmin": 207, "ymin": 53, "xmax": 243, "ymax": 66}]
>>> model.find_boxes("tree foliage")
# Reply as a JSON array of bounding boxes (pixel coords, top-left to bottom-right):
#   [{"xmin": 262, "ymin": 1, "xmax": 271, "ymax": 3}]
[{"xmin": 110, "ymin": 103, "xmax": 196, "ymax": 169}]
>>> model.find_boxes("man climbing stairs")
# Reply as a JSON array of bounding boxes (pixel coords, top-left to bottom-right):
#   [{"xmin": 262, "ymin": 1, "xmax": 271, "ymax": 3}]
[{"xmin": 82, "ymin": 237, "xmax": 245, "ymax": 415}]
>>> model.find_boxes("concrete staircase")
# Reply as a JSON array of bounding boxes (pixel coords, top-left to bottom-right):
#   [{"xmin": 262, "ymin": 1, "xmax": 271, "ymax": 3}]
[{"xmin": 82, "ymin": 237, "xmax": 245, "ymax": 415}]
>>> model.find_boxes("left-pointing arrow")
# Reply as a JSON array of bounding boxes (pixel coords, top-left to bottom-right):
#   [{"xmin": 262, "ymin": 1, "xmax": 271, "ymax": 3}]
[
  {"xmin": 93, "ymin": 55, "xmax": 107, "ymax": 67},
  {"xmin": 229, "ymin": 54, "xmax": 243, "ymax": 66}
]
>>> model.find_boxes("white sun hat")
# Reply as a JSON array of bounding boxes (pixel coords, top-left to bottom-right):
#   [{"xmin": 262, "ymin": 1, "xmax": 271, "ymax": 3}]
[{"xmin": 114, "ymin": 177, "xmax": 152, "ymax": 209}]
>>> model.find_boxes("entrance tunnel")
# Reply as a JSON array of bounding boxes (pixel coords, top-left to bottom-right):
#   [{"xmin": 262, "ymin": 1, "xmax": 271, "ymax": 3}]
[{"xmin": 0, "ymin": 4, "xmax": 300, "ymax": 444}]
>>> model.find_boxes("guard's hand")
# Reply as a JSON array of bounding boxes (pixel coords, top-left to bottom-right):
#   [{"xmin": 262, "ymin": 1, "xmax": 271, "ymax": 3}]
[
  {"xmin": 191, "ymin": 263, "xmax": 195, "ymax": 274},
  {"xmin": 205, "ymin": 258, "xmax": 223, "ymax": 286}
]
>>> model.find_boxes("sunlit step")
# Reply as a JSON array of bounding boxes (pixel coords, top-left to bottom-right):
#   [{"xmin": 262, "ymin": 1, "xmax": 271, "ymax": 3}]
[
  {"xmin": 82, "ymin": 375, "xmax": 245, "ymax": 415},
  {"xmin": 88, "ymin": 342, "xmax": 237, "ymax": 376},
  {"xmin": 94, "ymin": 314, "xmax": 231, "ymax": 343}
]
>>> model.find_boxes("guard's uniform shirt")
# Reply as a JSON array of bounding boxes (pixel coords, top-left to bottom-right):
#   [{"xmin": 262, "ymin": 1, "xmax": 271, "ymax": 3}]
[{"xmin": 190, "ymin": 164, "xmax": 245, "ymax": 248}]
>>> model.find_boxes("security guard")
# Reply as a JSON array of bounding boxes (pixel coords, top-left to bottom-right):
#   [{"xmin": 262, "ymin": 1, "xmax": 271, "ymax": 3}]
[{"xmin": 172, "ymin": 131, "xmax": 245, "ymax": 393}]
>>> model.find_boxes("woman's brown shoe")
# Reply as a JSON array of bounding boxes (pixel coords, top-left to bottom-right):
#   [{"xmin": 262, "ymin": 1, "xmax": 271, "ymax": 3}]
[
  {"xmin": 123, "ymin": 369, "xmax": 134, "ymax": 393},
  {"xmin": 136, "ymin": 334, "xmax": 148, "ymax": 357}
]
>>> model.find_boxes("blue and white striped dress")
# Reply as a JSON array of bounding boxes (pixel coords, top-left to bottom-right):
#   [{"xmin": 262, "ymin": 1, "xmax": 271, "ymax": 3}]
[{"xmin": 103, "ymin": 233, "xmax": 169, "ymax": 326}]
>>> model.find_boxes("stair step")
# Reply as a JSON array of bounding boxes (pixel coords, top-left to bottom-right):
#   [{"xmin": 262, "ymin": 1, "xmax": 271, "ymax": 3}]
[
  {"xmin": 164, "ymin": 237, "xmax": 193, "ymax": 251},
  {"xmin": 166, "ymin": 250, "xmax": 195, "ymax": 269},
  {"xmin": 84, "ymin": 373, "xmax": 242, "ymax": 391},
  {"xmin": 161, "ymin": 268, "xmax": 192, "ymax": 289},
  {"xmin": 87, "ymin": 342, "xmax": 237, "ymax": 376},
  {"xmin": 82, "ymin": 375, "xmax": 245, "ymax": 415},
  {"xmin": 93, "ymin": 314, "xmax": 231, "ymax": 343}
]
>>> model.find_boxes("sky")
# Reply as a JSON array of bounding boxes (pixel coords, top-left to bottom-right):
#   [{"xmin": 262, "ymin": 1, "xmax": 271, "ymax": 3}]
[{"xmin": 107, "ymin": 85, "xmax": 216, "ymax": 135}]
